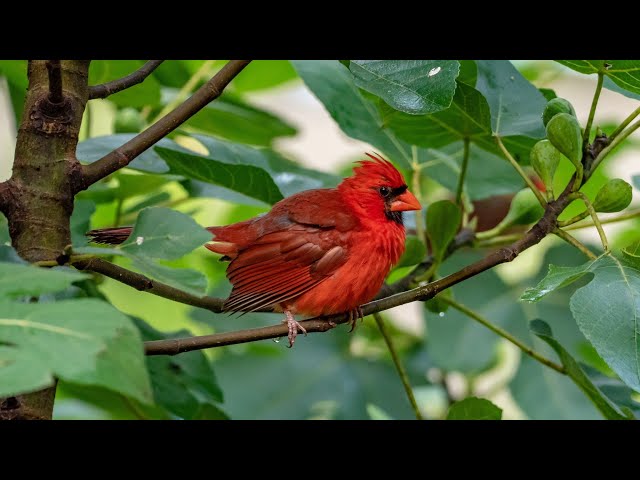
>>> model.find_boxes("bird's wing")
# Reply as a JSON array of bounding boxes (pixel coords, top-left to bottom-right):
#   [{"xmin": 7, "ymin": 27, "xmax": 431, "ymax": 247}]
[{"xmin": 223, "ymin": 228, "xmax": 349, "ymax": 314}]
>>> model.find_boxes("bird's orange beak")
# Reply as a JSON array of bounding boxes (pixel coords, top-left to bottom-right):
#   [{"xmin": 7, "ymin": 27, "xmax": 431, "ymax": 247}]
[{"xmin": 389, "ymin": 190, "xmax": 422, "ymax": 212}]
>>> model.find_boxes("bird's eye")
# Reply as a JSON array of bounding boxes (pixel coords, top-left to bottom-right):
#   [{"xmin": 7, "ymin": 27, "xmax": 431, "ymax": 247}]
[{"xmin": 379, "ymin": 186, "xmax": 391, "ymax": 198}]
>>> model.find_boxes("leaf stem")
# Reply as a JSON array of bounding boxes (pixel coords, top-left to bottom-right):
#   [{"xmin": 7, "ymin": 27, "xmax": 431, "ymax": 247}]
[
  {"xmin": 373, "ymin": 313, "xmax": 424, "ymax": 420},
  {"xmin": 496, "ymin": 136, "xmax": 546, "ymax": 207},
  {"xmin": 583, "ymin": 72, "xmax": 603, "ymax": 148},
  {"xmin": 590, "ymin": 118, "xmax": 640, "ymax": 174},
  {"xmin": 571, "ymin": 192, "xmax": 609, "ymax": 252},
  {"xmin": 609, "ymin": 105, "xmax": 640, "ymax": 142},
  {"xmin": 455, "ymin": 137, "xmax": 470, "ymax": 206},
  {"xmin": 557, "ymin": 210, "xmax": 590, "ymax": 227},
  {"xmin": 564, "ymin": 208, "xmax": 640, "ymax": 231},
  {"xmin": 441, "ymin": 297, "xmax": 565, "ymax": 374},
  {"xmin": 553, "ymin": 228, "xmax": 598, "ymax": 260}
]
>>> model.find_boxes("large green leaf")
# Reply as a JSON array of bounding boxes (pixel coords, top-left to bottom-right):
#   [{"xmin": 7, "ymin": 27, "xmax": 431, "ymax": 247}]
[
  {"xmin": 529, "ymin": 319, "xmax": 627, "ymax": 419},
  {"xmin": 119, "ymin": 207, "xmax": 211, "ymax": 260},
  {"xmin": 446, "ymin": 397, "xmax": 502, "ymax": 420},
  {"xmin": 0, "ymin": 262, "xmax": 88, "ymax": 300},
  {"xmin": 475, "ymin": 60, "xmax": 547, "ymax": 138},
  {"xmin": 89, "ymin": 60, "xmax": 161, "ymax": 107},
  {"xmin": 130, "ymin": 257, "xmax": 207, "ymax": 297},
  {"xmin": 426, "ymin": 200, "xmax": 461, "ymax": 262},
  {"xmin": 134, "ymin": 318, "xmax": 227, "ymax": 419},
  {"xmin": 155, "ymin": 146, "xmax": 284, "ymax": 206},
  {"xmin": 557, "ymin": 60, "xmax": 640, "ymax": 96},
  {"xmin": 385, "ymin": 81, "xmax": 491, "ymax": 147},
  {"xmin": 291, "ymin": 60, "xmax": 412, "ymax": 168},
  {"xmin": 164, "ymin": 91, "xmax": 297, "ymax": 147},
  {"xmin": 418, "ymin": 142, "xmax": 523, "ymax": 200},
  {"xmin": 0, "ymin": 299, "xmax": 152, "ymax": 404},
  {"xmin": 77, "ymin": 134, "xmax": 179, "ymax": 174},
  {"xmin": 70, "ymin": 200, "xmax": 96, "ymax": 248},
  {"xmin": 229, "ymin": 60, "xmax": 298, "ymax": 93},
  {"xmin": 350, "ymin": 60, "xmax": 460, "ymax": 115},
  {"xmin": 190, "ymin": 134, "xmax": 339, "ymax": 197},
  {"xmin": 522, "ymin": 254, "xmax": 640, "ymax": 393}
]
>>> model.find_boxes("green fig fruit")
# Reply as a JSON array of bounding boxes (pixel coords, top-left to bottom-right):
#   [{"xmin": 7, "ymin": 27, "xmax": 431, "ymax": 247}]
[
  {"xmin": 592, "ymin": 179, "xmax": 632, "ymax": 213},
  {"xmin": 543, "ymin": 98, "xmax": 577, "ymax": 127},
  {"xmin": 546, "ymin": 113, "xmax": 582, "ymax": 166},
  {"xmin": 530, "ymin": 140, "xmax": 561, "ymax": 196},
  {"xmin": 502, "ymin": 189, "xmax": 545, "ymax": 226}
]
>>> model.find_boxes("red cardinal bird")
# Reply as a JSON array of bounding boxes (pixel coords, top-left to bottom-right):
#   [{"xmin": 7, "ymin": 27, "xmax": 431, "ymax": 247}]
[{"xmin": 87, "ymin": 153, "xmax": 421, "ymax": 347}]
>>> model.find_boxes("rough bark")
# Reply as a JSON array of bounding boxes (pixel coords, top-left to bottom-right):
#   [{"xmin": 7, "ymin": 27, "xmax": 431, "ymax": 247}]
[{"xmin": 0, "ymin": 60, "xmax": 90, "ymax": 420}]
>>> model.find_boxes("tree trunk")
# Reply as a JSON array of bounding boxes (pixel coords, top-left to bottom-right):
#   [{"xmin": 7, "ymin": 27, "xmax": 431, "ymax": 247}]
[{"xmin": 0, "ymin": 60, "xmax": 90, "ymax": 420}]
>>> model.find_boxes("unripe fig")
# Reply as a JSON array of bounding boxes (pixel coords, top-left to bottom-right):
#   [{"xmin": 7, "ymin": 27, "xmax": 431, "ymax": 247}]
[
  {"xmin": 542, "ymin": 98, "xmax": 576, "ymax": 127},
  {"xmin": 530, "ymin": 140, "xmax": 561, "ymax": 195},
  {"xmin": 546, "ymin": 113, "xmax": 582, "ymax": 166},
  {"xmin": 592, "ymin": 179, "xmax": 632, "ymax": 213}
]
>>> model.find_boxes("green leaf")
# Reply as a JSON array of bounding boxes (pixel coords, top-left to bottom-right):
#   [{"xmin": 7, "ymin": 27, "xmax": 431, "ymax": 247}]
[
  {"xmin": 418, "ymin": 142, "xmax": 523, "ymax": 200},
  {"xmin": 529, "ymin": 319, "xmax": 627, "ymax": 419},
  {"xmin": 0, "ymin": 299, "xmax": 152, "ymax": 404},
  {"xmin": 366, "ymin": 404, "xmax": 393, "ymax": 420},
  {"xmin": 70, "ymin": 200, "xmax": 96, "ymax": 248},
  {"xmin": 558, "ymin": 60, "xmax": 640, "ymax": 96},
  {"xmin": 190, "ymin": 134, "xmax": 339, "ymax": 197},
  {"xmin": 350, "ymin": 60, "xmax": 460, "ymax": 115},
  {"xmin": 89, "ymin": 60, "xmax": 161, "ymax": 107},
  {"xmin": 539, "ymin": 88, "xmax": 557, "ymax": 101},
  {"xmin": 499, "ymin": 188, "xmax": 545, "ymax": 227},
  {"xmin": 385, "ymin": 81, "xmax": 491, "ymax": 147},
  {"xmin": 151, "ymin": 61, "xmax": 193, "ymax": 88},
  {"xmin": 520, "ymin": 261, "xmax": 597, "ymax": 303},
  {"xmin": 426, "ymin": 200, "xmax": 461, "ymax": 262},
  {"xmin": 291, "ymin": 60, "xmax": 412, "ymax": 168},
  {"xmin": 114, "ymin": 107, "xmax": 145, "ymax": 133},
  {"xmin": 395, "ymin": 235, "xmax": 427, "ymax": 269},
  {"xmin": 230, "ymin": 60, "xmax": 297, "ymax": 93},
  {"xmin": 0, "ymin": 60, "xmax": 28, "ymax": 124},
  {"xmin": 170, "ymin": 92, "xmax": 297, "ymax": 147},
  {"xmin": 0, "ymin": 262, "xmax": 89, "ymax": 300},
  {"xmin": 77, "ymin": 134, "xmax": 179, "ymax": 174},
  {"xmin": 457, "ymin": 60, "xmax": 477, "ymax": 87},
  {"xmin": 446, "ymin": 397, "xmax": 502, "ymax": 420},
  {"xmin": 633, "ymin": 174, "xmax": 640, "ymax": 191},
  {"xmin": 475, "ymin": 60, "xmax": 547, "ymax": 138},
  {"xmin": 569, "ymin": 254, "xmax": 640, "ymax": 392},
  {"xmin": 133, "ymin": 318, "xmax": 227, "ymax": 419},
  {"xmin": 155, "ymin": 146, "xmax": 284, "ymax": 206},
  {"xmin": 603, "ymin": 76, "xmax": 640, "ymax": 101},
  {"xmin": 546, "ymin": 113, "xmax": 583, "ymax": 165},
  {"xmin": 130, "ymin": 257, "xmax": 207, "ymax": 297},
  {"xmin": 622, "ymin": 239, "xmax": 640, "ymax": 267},
  {"xmin": 592, "ymin": 178, "xmax": 633, "ymax": 213},
  {"xmin": 119, "ymin": 207, "xmax": 211, "ymax": 260}
]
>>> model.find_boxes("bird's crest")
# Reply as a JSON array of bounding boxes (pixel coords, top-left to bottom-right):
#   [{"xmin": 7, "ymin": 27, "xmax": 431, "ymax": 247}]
[{"xmin": 352, "ymin": 152, "xmax": 406, "ymax": 187}]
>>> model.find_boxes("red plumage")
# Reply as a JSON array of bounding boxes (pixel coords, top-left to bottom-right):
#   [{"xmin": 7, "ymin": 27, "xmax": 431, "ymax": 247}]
[{"xmin": 87, "ymin": 153, "xmax": 421, "ymax": 346}]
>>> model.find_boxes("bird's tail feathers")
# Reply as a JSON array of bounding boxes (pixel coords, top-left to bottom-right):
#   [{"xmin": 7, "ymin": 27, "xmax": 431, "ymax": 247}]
[{"xmin": 86, "ymin": 226, "xmax": 134, "ymax": 245}]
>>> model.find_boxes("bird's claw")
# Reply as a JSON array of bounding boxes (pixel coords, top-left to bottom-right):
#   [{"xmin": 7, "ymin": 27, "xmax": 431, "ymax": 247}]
[
  {"xmin": 284, "ymin": 312, "xmax": 307, "ymax": 348},
  {"xmin": 347, "ymin": 306, "xmax": 365, "ymax": 333}
]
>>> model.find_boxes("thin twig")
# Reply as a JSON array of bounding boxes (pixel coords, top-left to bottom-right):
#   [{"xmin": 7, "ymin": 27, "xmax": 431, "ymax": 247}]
[
  {"xmin": 553, "ymin": 228, "xmax": 598, "ymax": 260},
  {"xmin": 583, "ymin": 72, "xmax": 603, "ymax": 148},
  {"xmin": 455, "ymin": 137, "xmax": 470, "ymax": 206},
  {"xmin": 565, "ymin": 209, "xmax": 640, "ymax": 231},
  {"xmin": 441, "ymin": 297, "xmax": 565, "ymax": 374},
  {"xmin": 88, "ymin": 61, "xmax": 164, "ymax": 99},
  {"xmin": 609, "ymin": 105, "xmax": 640, "ymax": 142},
  {"xmin": 80, "ymin": 60, "xmax": 251, "ymax": 190},
  {"xmin": 46, "ymin": 60, "xmax": 63, "ymax": 105},
  {"xmin": 496, "ymin": 136, "xmax": 547, "ymax": 207},
  {"xmin": 373, "ymin": 313, "xmax": 424, "ymax": 420},
  {"xmin": 73, "ymin": 257, "xmax": 225, "ymax": 312},
  {"xmin": 590, "ymin": 118, "xmax": 640, "ymax": 174},
  {"xmin": 571, "ymin": 192, "xmax": 609, "ymax": 252},
  {"xmin": 557, "ymin": 210, "xmax": 590, "ymax": 227}
]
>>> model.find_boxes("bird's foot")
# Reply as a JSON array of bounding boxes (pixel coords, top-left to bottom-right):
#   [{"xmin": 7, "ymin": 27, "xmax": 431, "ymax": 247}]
[
  {"xmin": 347, "ymin": 306, "xmax": 365, "ymax": 333},
  {"xmin": 283, "ymin": 310, "xmax": 307, "ymax": 348}
]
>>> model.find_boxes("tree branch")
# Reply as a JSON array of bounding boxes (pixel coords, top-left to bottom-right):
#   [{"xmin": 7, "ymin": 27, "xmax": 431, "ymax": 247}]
[
  {"xmin": 0, "ymin": 181, "xmax": 9, "ymax": 214},
  {"xmin": 88, "ymin": 60, "xmax": 164, "ymax": 99},
  {"xmin": 79, "ymin": 60, "xmax": 251, "ymax": 190},
  {"xmin": 144, "ymin": 194, "xmax": 573, "ymax": 356},
  {"xmin": 46, "ymin": 60, "xmax": 63, "ymax": 105},
  {"xmin": 73, "ymin": 257, "xmax": 225, "ymax": 312}
]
